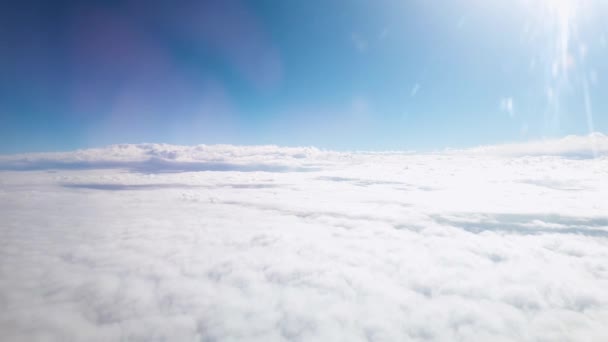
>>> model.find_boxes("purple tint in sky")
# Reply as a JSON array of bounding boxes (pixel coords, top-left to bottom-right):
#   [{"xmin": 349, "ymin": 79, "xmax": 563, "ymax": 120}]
[{"xmin": 65, "ymin": 0, "xmax": 282, "ymax": 145}]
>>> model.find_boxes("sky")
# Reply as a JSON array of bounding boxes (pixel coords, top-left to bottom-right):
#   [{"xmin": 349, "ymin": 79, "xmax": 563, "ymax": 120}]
[{"xmin": 1, "ymin": 0, "xmax": 607, "ymax": 153}]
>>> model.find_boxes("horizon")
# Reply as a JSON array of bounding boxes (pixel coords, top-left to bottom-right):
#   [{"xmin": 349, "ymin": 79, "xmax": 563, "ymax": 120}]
[{"xmin": 0, "ymin": 131, "xmax": 605, "ymax": 156}]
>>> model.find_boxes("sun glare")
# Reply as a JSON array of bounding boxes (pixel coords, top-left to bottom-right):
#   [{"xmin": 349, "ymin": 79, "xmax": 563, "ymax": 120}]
[{"xmin": 544, "ymin": 0, "xmax": 577, "ymax": 14}]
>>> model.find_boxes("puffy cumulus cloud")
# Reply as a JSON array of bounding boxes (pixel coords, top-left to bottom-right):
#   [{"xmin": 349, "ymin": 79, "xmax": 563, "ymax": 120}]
[{"xmin": 1, "ymin": 136, "xmax": 608, "ymax": 341}]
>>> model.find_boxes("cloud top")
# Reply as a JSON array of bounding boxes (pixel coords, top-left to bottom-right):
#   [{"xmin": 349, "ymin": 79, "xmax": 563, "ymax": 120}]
[
  {"xmin": 1, "ymin": 133, "xmax": 607, "ymax": 173},
  {"xmin": 453, "ymin": 133, "xmax": 608, "ymax": 158},
  {"xmin": 1, "ymin": 135, "xmax": 608, "ymax": 341}
]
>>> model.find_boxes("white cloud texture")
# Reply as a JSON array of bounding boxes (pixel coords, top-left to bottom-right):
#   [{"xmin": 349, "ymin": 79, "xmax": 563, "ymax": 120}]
[{"xmin": 1, "ymin": 135, "xmax": 608, "ymax": 341}]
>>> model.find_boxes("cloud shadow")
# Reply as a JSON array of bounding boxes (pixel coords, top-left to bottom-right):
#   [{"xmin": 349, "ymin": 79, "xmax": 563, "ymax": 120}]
[
  {"xmin": 61, "ymin": 182, "xmax": 282, "ymax": 191},
  {"xmin": 316, "ymin": 176, "xmax": 404, "ymax": 187},
  {"xmin": 0, "ymin": 157, "xmax": 320, "ymax": 173},
  {"xmin": 432, "ymin": 213, "xmax": 608, "ymax": 237}
]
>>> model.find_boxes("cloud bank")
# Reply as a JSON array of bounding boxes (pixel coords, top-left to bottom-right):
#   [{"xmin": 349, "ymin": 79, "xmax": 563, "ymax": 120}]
[
  {"xmin": 1, "ymin": 133, "xmax": 606, "ymax": 174},
  {"xmin": 1, "ymin": 134, "xmax": 608, "ymax": 341},
  {"xmin": 454, "ymin": 132, "xmax": 608, "ymax": 158}
]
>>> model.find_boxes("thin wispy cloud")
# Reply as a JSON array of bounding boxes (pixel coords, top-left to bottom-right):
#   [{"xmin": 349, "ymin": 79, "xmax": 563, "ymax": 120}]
[
  {"xmin": 410, "ymin": 83, "xmax": 421, "ymax": 97},
  {"xmin": 500, "ymin": 97, "xmax": 514, "ymax": 118}
]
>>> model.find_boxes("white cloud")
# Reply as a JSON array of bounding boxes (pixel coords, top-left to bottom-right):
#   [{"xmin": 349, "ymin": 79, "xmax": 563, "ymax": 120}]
[
  {"xmin": 0, "ymin": 144, "xmax": 334, "ymax": 173},
  {"xmin": 1, "ymin": 137, "xmax": 608, "ymax": 341},
  {"xmin": 500, "ymin": 97, "xmax": 514, "ymax": 117},
  {"xmin": 455, "ymin": 132, "xmax": 608, "ymax": 158}
]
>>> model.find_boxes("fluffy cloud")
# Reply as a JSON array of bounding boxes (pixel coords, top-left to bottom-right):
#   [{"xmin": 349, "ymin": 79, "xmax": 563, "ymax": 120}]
[{"xmin": 1, "ymin": 136, "xmax": 608, "ymax": 341}]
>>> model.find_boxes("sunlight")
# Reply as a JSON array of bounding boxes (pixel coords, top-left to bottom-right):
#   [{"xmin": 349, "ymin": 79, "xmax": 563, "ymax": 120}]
[
  {"xmin": 540, "ymin": 0, "xmax": 579, "ymax": 76},
  {"xmin": 542, "ymin": 0, "xmax": 577, "ymax": 15}
]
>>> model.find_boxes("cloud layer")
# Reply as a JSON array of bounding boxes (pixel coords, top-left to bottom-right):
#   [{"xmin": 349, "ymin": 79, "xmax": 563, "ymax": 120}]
[
  {"xmin": 1, "ymin": 136, "xmax": 608, "ymax": 341},
  {"xmin": 454, "ymin": 132, "xmax": 608, "ymax": 158}
]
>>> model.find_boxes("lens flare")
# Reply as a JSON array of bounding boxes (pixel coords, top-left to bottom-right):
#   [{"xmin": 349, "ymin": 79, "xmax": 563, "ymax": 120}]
[
  {"xmin": 543, "ymin": 0, "xmax": 578, "ymax": 77},
  {"xmin": 525, "ymin": 0, "xmax": 597, "ymax": 143}
]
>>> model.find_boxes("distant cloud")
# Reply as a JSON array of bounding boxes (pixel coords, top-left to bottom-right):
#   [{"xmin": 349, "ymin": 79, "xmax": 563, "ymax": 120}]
[
  {"xmin": 0, "ymin": 144, "xmax": 330, "ymax": 172},
  {"xmin": 455, "ymin": 132, "xmax": 608, "ymax": 158},
  {"xmin": 2, "ymin": 134, "xmax": 608, "ymax": 175},
  {"xmin": 410, "ymin": 83, "xmax": 421, "ymax": 97},
  {"xmin": 500, "ymin": 97, "xmax": 514, "ymax": 117}
]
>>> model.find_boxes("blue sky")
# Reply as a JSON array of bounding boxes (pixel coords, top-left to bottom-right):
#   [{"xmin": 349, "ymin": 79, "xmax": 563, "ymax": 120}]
[{"xmin": 1, "ymin": 0, "xmax": 607, "ymax": 153}]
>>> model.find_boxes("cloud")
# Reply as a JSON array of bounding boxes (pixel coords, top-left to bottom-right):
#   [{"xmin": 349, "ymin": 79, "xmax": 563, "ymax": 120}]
[
  {"xmin": 500, "ymin": 97, "xmax": 514, "ymax": 117},
  {"xmin": 2, "ymin": 134, "xmax": 606, "ymax": 175},
  {"xmin": 410, "ymin": 83, "xmax": 421, "ymax": 97},
  {"xmin": 454, "ymin": 132, "xmax": 608, "ymax": 158},
  {"xmin": 0, "ymin": 144, "xmax": 330, "ymax": 173},
  {"xmin": 1, "ymin": 137, "xmax": 608, "ymax": 341}
]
